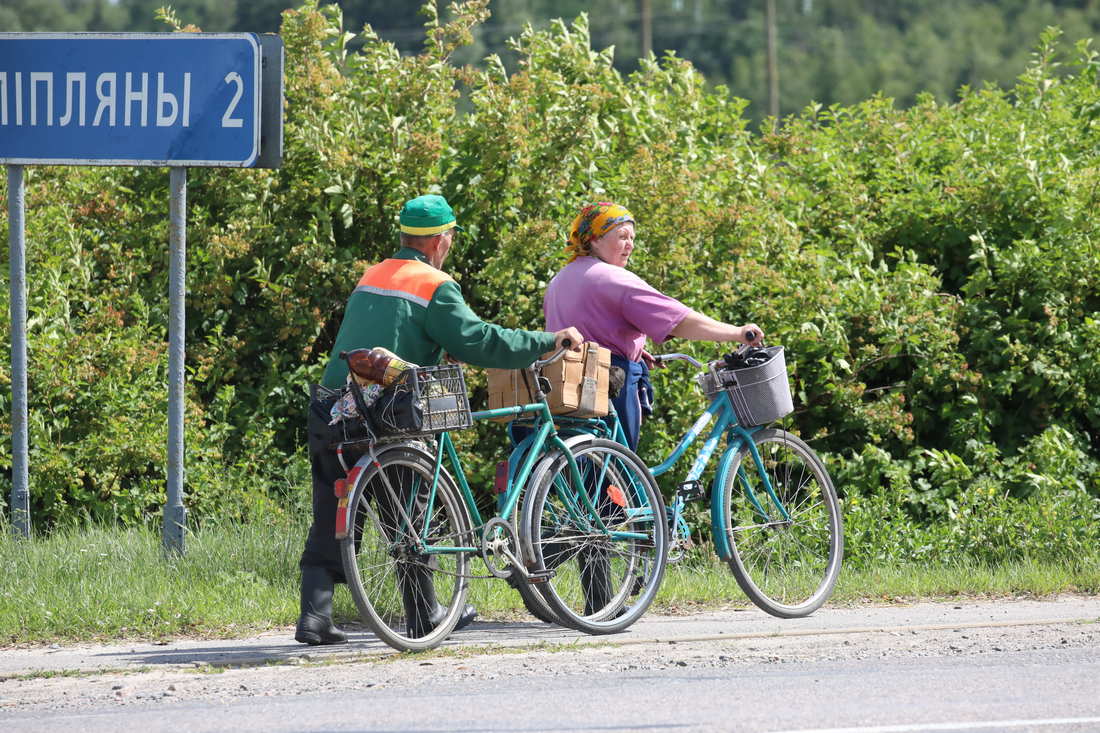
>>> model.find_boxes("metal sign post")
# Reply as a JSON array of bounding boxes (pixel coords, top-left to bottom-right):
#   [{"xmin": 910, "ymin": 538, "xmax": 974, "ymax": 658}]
[
  {"xmin": 2, "ymin": 33, "xmax": 283, "ymax": 553},
  {"xmin": 164, "ymin": 167, "xmax": 188, "ymax": 554},
  {"xmin": 7, "ymin": 165, "xmax": 29, "ymax": 538}
]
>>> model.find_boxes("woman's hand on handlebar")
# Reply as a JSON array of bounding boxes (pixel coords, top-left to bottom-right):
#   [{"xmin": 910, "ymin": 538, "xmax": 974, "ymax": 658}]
[
  {"xmin": 640, "ymin": 349, "xmax": 661, "ymax": 370},
  {"xmin": 737, "ymin": 323, "xmax": 764, "ymax": 346},
  {"xmin": 553, "ymin": 327, "xmax": 584, "ymax": 352}
]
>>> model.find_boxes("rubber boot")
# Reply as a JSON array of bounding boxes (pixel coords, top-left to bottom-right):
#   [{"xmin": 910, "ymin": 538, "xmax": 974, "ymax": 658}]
[
  {"xmin": 580, "ymin": 546, "xmax": 614, "ymax": 616},
  {"xmin": 401, "ymin": 561, "xmax": 477, "ymax": 638},
  {"xmin": 294, "ymin": 565, "xmax": 348, "ymax": 645}
]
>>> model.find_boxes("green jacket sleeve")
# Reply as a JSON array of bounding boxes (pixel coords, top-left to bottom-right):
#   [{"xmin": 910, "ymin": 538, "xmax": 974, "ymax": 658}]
[{"xmin": 425, "ymin": 281, "xmax": 557, "ymax": 369}]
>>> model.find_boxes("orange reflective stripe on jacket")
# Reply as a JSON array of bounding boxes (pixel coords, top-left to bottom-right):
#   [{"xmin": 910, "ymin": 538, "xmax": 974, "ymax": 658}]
[{"xmin": 353, "ymin": 258, "xmax": 453, "ymax": 308}]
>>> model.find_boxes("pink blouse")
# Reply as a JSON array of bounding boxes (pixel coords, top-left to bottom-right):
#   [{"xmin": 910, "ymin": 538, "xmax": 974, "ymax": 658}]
[{"xmin": 544, "ymin": 257, "xmax": 690, "ymax": 361}]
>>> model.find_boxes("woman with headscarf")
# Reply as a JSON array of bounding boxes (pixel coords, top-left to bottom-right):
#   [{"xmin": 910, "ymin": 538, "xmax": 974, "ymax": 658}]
[{"xmin": 544, "ymin": 202, "xmax": 763, "ymax": 451}]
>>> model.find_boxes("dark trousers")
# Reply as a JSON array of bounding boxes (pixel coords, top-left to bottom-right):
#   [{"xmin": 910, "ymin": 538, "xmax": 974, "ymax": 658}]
[{"xmin": 299, "ymin": 391, "xmax": 348, "ymax": 583}]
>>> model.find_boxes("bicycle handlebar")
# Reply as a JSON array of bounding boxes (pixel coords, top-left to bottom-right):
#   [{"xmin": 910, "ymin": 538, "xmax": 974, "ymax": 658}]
[
  {"xmin": 531, "ymin": 338, "xmax": 573, "ymax": 370},
  {"xmin": 652, "ymin": 353, "xmax": 704, "ymax": 368},
  {"xmin": 653, "ymin": 329, "xmax": 763, "ymax": 370}
]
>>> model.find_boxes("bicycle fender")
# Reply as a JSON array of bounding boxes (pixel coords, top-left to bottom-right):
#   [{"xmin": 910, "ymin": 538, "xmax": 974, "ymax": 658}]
[
  {"xmin": 335, "ymin": 442, "xmax": 442, "ymax": 540},
  {"xmin": 506, "ymin": 430, "xmax": 541, "ymax": 500},
  {"xmin": 709, "ymin": 443, "xmax": 743, "ymax": 561},
  {"xmin": 354, "ymin": 440, "xmax": 439, "ymax": 469}
]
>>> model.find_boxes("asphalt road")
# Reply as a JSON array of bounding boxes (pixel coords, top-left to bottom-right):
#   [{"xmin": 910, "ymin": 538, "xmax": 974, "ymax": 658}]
[{"xmin": 2, "ymin": 595, "xmax": 1099, "ymax": 732}]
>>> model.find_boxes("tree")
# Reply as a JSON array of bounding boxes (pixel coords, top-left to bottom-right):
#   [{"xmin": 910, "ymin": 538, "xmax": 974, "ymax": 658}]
[{"xmin": 0, "ymin": 0, "xmax": 127, "ymax": 31}]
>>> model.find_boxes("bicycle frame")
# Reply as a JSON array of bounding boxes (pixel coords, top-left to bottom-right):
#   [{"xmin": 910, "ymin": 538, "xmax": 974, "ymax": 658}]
[
  {"xmin": 595, "ymin": 380, "xmax": 790, "ymax": 562},
  {"xmin": 388, "ymin": 398, "xmax": 614, "ymax": 559}
]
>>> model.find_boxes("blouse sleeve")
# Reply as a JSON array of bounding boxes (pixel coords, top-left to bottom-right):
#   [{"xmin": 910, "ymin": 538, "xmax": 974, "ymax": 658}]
[{"xmin": 615, "ymin": 270, "xmax": 691, "ymax": 344}]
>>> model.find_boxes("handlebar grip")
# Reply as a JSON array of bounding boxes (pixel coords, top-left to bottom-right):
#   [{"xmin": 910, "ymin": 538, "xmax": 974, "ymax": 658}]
[
  {"xmin": 561, "ymin": 338, "xmax": 573, "ymax": 349},
  {"xmin": 743, "ymin": 329, "xmax": 759, "ymax": 344}
]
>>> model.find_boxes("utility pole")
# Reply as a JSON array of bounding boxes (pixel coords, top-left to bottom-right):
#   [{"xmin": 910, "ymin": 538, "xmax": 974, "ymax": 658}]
[
  {"xmin": 640, "ymin": 0, "xmax": 652, "ymax": 58},
  {"xmin": 765, "ymin": 0, "xmax": 779, "ymax": 122}
]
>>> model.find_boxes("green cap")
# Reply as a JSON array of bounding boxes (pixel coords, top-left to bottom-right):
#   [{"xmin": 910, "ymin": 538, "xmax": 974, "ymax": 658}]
[{"xmin": 399, "ymin": 194, "xmax": 464, "ymax": 235}]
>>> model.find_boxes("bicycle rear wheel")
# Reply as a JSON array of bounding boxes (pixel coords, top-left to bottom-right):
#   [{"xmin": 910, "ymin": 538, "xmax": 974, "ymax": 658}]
[
  {"xmin": 719, "ymin": 428, "xmax": 843, "ymax": 618},
  {"xmin": 522, "ymin": 438, "xmax": 668, "ymax": 634},
  {"xmin": 340, "ymin": 445, "xmax": 473, "ymax": 652}
]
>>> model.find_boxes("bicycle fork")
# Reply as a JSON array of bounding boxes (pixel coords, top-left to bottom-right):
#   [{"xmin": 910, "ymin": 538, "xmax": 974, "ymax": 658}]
[{"xmin": 711, "ymin": 425, "xmax": 788, "ymax": 561}]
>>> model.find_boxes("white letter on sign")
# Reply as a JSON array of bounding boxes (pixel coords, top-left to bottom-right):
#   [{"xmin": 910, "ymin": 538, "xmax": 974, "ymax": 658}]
[
  {"xmin": 182, "ymin": 72, "xmax": 191, "ymax": 127},
  {"xmin": 59, "ymin": 72, "xmax": 87, "ymax": 127},
  {"xmin": 30, "ymin": 72, "xmax": 53, "ymax": 126},
  {"xmin": 93, "ymin": 73, "xmax": 117, "ymax": 127},
  {"xmin": 14, "ymin": 72, "xmax": 23, "ymax": 125},
  {"xmin": 156, "ymin": 72, "xmax": 177, "ymax": 127},
  {"xmin": 124, "ymin": 72, "xmax": 148, "ymax": 127}
]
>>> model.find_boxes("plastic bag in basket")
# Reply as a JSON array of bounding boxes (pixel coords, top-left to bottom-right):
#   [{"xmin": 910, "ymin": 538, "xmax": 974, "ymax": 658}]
[{"xmin": 329, "ymin": 379, "xmax": 382, "ymax": 425}]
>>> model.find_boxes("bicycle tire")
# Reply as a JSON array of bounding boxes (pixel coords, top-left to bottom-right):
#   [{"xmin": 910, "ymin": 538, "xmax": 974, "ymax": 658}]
[
  {"xmin": 511, "ymin": 560, "xmax": 561, "ymax": 624},
  {"xmin": 506, "ymin": 436, "xmax": 598, "ymax": 628},
  {"xmin": 522, "ymin": 438, "xmax": 668, "ymax": 634},
  {"xmin": 718, "ymin": 428, "xmax": 843, "ymax": 618},
  {"xmin": 340, "ymin": 445, "xmax": 474, "ymax": 652},
  {"xmin": 507, "ymin": 486, "xmax": 562, "ymax": 625}
]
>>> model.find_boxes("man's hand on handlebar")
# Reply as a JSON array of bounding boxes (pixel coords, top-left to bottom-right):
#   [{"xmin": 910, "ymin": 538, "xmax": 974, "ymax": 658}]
[
  {"xmin": 737, "ymin": 324, "xmax": 764, "ymax": 346},
  {"xmin": 533, "ymin": 327, "xmax": 585, "ymax": 370},
  {"xmin": 553, "ymin": 327, "xmax": 584, "ymax": 352}
]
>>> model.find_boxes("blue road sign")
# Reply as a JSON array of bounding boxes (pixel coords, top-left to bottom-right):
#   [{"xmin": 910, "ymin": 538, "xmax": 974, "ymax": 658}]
[{"xmin": 0, "ymin": 33, "xmax": 261, "ymax": 167}]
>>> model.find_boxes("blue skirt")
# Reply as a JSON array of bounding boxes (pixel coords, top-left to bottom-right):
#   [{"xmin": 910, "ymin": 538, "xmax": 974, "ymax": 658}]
[{"xmin": 609, "ymin": 354, "xmax": 653, "ymax": 452}]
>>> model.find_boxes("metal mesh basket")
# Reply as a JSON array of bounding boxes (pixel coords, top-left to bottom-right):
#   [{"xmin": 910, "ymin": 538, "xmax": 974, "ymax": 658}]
[
  {"xmin": 408, "ymin": 363, "xmax": 474, "ymax": 434},
  {"xmin": 698, "ymin": 346, "xmax": 794, "ymax": 427},
  {"xmin": 366, "ymin": 363, "xmax": 473, "ymax": 437}
]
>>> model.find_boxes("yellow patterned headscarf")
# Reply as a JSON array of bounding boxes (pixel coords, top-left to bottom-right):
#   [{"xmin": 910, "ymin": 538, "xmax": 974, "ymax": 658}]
[{"xmin": 565, "ymin": 202, "xmax": 635, "ymax": 263}]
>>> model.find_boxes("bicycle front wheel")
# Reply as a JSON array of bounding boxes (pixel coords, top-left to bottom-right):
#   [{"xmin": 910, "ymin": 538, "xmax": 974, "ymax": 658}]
[
  {"xmin": 340, "ymin": 445, "xmax": 473, "ymax": 652},
  {"xmin": 522, "ymin": 438, "xmax": 668, "ymax": 634},
  {"xmin": 508, "ymin": 433, "xmax": 602, "ymax": 628},
  {"xmin": 719, "ymin": 428, "xmax": 843, "ymax": 618}
]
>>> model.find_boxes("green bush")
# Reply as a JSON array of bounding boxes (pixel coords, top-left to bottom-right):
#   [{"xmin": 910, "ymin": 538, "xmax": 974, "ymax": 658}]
[{"xmin": 1, "ymin": 3, "xmax": 1097, "ymax": 567}]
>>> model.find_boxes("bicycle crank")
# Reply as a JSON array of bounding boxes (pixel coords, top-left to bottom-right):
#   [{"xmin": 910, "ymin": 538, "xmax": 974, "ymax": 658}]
[{"xmin": 480, "ymin": 517, "xmax": 523, "ymax": 579}]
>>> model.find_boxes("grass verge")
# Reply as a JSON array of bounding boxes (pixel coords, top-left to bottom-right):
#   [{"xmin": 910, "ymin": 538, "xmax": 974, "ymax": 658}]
[{"xmin": 2, "ymin": 519, "xmax": 1098, "ymax": 645}]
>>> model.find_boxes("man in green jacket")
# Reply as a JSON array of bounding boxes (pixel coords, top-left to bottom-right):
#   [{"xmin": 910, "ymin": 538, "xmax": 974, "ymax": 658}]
[{"xmin": 296, "ymin": 194, "xmax": 582, "ymax": 645}]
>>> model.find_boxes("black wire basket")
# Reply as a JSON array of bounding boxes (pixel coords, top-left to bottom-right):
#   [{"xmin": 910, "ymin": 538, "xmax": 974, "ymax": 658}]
[{"xmin": 698, "ymin": 346, "xmax": 794, "ymax": 427}]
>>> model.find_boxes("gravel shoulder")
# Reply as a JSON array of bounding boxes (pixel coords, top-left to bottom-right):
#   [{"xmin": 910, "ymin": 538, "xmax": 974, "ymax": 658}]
[{"xmin": 2, "ymin": 595, "xmax": 1098, "ymax": 714}]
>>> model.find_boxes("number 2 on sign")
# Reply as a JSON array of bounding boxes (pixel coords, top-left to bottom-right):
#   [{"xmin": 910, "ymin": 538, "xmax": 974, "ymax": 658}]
[{"xmin": 222, "ymin": 72, "xmax": 244, "ymax": 128}]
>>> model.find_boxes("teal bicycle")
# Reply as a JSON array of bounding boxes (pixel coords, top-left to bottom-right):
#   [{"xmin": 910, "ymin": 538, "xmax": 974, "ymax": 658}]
[
  {"xmin": 333, "ymin": 345, "xmax": 669, "ymax": 651},
  {"xmin": 555, "ymin": 344, "xmax": 844, "ymax": 618}
]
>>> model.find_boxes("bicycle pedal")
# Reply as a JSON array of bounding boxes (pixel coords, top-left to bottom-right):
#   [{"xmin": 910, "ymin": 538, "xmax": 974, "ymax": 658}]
[
  {"xmin": 676, "ymin": 480, "xmax": 706, "ymax": 502},
  {"xmin": 525, "ymin": 569, "xmax": 555, "ymax": 584}
]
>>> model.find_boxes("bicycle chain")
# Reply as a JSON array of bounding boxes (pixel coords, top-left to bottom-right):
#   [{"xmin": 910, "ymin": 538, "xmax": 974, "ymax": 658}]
[{"xmin": 378, "ymin": 522, "xmax": 521, "ymax": 581}]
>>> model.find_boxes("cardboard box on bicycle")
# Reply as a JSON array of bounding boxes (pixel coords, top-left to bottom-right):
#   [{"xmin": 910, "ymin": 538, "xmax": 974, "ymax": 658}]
[{"xmin": 486, "ymin": 342, "xmax": 611, "ymax": 422}]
